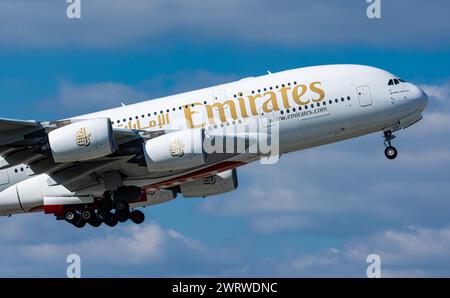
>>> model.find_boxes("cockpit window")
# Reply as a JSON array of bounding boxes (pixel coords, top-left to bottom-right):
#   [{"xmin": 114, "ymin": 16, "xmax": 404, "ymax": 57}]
[{"xmin": 389, "ymin": 78, "xmax": 407, "ymax": 86}]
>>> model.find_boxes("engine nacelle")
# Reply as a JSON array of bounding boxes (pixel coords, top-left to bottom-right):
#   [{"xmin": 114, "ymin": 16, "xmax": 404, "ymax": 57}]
[
  {"xmin": 130, "ymin": 189, "xmax": 177, "ymax": 208},
  {"xmin": 180, "ymin": 169, "xmax": 238, "ymax": 198},
  {"xmin": 143, "ymin": 129, "xmax": 206, "ymax": 172},
  {"xmin": 48, "ymin": 118, "xmax": 116, "ymax": 163}
]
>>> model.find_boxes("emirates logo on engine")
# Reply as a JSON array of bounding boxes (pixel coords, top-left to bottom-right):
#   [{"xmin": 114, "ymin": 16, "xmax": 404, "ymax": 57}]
[
  {"xmin": 203, "ymin": 176, "xmax": 216, "ymax": 185},
  {"xmin": 75, "ymin": 127, "xmax": 92, "ymax": 147},
  {"xmin": 169, "ymin": 138, "xmax": 185, "ymax": 157}
]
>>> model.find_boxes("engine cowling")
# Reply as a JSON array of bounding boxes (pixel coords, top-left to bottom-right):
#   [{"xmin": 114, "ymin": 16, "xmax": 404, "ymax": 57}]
[
  {"xmin": 130, "ymin": 189, "xmax": 177, "ymax": 208},
  {"xmin": 143, "ymin": 129, "xmax": 206, "ymax": 172},
  {"xmin": 180, "ymin": 169, "xmax": 238, "ymax": 198},
  {"xmin": 47, "ymin": 118, "xmax": 116, "ymax": 163}
]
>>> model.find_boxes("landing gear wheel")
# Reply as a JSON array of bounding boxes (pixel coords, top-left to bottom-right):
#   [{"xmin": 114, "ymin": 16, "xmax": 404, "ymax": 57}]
[
  {"xmin": 96, "ymin": 209, "xmax": 109, "ymax": 222},
  {"xmin": 130, "ymin": 210, "xmax": 145, "ymax": 224},
  {"xmin": 81, "ymin": 209, "xmax": 93, "ymax": 221},
  {"xmin": 104, "ymin": 215, "xmax": 118, "ymax": 227},
  {"xmin": 88, "ymin": 217, "xmax": 102, "ymax": 227},
  {"xmin": 64, "ymin": 210, "xmax": 78, "ymax": 223},
  {"xmin": 385, "ymin": 146, "xmax": 398, "ymax": 160},
  {"xmin": 73, "ymin": 218, "xmax": 86, "ymax": 228},
  {"xmin": 114, "ymin": 200, "xmax": 128, "ymax": 212},
  {"xmin": 117, "ymin": 209, "xmax": 130, "ymax": 223},
  {"xmin": 98, "ymin": 199, "xmax": 112, "ymax": 211}
]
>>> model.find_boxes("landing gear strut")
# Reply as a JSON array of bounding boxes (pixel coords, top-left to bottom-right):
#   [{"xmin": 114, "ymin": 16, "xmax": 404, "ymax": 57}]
[{"xmin": 383, "ymin": 131, "xmax": 398, "ymax": 160}]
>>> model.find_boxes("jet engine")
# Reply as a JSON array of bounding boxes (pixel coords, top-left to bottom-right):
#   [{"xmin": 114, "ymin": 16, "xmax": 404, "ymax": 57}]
[
  {"xmin": 180, "ymin": 169, "xmax": 238, "ymax": 198},
  {"xmin": 45, "ymin": 118, "xmax": 116, "ymax": 163},
  {"xmin": 142, "ymin": 129, "xmax": 206, "ymax": 172}
]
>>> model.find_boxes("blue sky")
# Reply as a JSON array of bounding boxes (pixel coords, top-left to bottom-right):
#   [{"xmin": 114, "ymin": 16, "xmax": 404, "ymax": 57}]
[{"xmin": 0, "ymin": 0, "xmax": 450, "ymax": 277}]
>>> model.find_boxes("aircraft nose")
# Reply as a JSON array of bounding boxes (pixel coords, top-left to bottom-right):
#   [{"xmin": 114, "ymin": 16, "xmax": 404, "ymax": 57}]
[{"xmin": 411, "ymin": 84, "xmax": 428, "ymax": 112}]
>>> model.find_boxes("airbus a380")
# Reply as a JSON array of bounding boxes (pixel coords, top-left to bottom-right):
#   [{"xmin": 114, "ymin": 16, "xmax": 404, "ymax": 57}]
[{"xmin": 0, "ymin": 65, "xmax": 427, "ymax": 228}]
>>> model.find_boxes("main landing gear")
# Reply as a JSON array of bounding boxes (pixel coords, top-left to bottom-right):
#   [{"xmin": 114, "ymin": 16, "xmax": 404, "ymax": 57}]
[
  {"xmin": 383, "ymin": 131, "xmax": 398, "ymax": 160},
  {"xmin": 62, "ymin": 187, "xmax": 146, "ymax": 229}
]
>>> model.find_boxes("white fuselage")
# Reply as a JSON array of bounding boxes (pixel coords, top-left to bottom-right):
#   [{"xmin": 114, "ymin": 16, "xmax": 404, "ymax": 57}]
[
  {"xmin": 0, "ymin": 64, "xmax": 428, "ymax": 216},
  {"xmin": 79, "ymin": 64, "xmax": 427, "ymax": 155}
]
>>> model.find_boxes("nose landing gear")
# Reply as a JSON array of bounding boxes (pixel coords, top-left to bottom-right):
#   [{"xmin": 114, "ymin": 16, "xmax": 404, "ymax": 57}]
[{"xmin": 383, "ymin": 131, "xmax": 398, "ymax": 160}]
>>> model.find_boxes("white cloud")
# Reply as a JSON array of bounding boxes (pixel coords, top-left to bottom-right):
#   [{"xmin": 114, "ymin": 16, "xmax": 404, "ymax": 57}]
[
  {"xmin": 0, "ymin": 220, "xmax": 212, "ymax": 276},
  {"xmin": 249, "ymin": 215, "xmax": 309, "ymax": 234},
  {"xmin": 14, "ymin": 224, "xmax": 165, "ymax": 264},
  {"xmin": 274, "ymin": 226, "xmax": 450, "ymax": 277},
  {"xmin": 420, "ymin": 81, "xmax": 450, "ymax": 103},
  {"xmin": 0, "ymin": 0, "xmax": 448, "ymax": 48},
  {"xmin": 47, "ymin": 81, "xmax": 149, "ymax": 114},
  {"xmin": 37, "ymin": 70, "xmax": 238, "ymax": 117}
]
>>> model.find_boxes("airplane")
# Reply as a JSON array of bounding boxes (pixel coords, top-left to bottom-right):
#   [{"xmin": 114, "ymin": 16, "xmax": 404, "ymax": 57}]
[{"xmin": 0, "ymin": 64, "xmax": 428, "ymax": 228}]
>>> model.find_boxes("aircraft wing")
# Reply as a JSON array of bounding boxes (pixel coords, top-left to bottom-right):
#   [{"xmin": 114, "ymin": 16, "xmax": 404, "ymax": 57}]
[
  {"xmin": 0, "ymin": 117, "xmax": 239, "ymax": 194},
  {"xmin": 0, "ymin": 118, "xmax": 41, "ymax": 131},
  {"xmin": 0, "ymin": 117, "xmax": 159, "ymax": 191}
]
